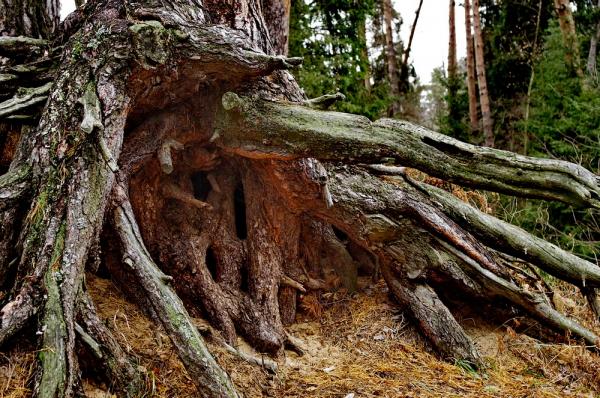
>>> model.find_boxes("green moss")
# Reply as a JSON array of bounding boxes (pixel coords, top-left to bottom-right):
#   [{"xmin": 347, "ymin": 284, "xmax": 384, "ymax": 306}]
[
  {"xmin": 0, "ymin": 164, "xmax": 30, "ymax": 189},
  {"xmin": 129, "ymin": 21, "xmax": 171, "ymax": 67}
]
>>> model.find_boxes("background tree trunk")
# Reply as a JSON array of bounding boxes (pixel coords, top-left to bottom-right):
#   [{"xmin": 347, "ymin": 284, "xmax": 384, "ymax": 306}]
[
  {"xmin": 399, "ymin": 0, "xmax": 423, "ymax": 94},
  {"xmin": 448, "ymin": 0, "xmax": 457, "ymax": 81},
  {"xmin": 472, "ymin": 0, "xmax": 494, "ymax": 147},
  {"xmin": 464, "ymin": 0, "xmax": 479, "ymax": 134},
  {"xmin": 554, "ymin": 0, "xmax": 584, "ymax": 77},
  {"xmin": 382, "ymin": 0, "xmax": 401, "ymax": 116},
  {"xmin": 586, "ymin": 0, "xmax": 600, "ymax": 80}
]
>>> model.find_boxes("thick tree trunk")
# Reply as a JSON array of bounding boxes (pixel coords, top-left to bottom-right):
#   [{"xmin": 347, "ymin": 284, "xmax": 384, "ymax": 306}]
[
  {"xmin": 0, "ymin": 0, "xmax": 59, "ymax": 38},
  {"xmin": 261, "ymin": 0, "xmax": 291, "ymax": 55},
  {"xmin": 0, "ymin": 0, "xmax": 599, "ymax": 396},
  {"xmin": 464, "ymin": 0, "xmax": 479, "ymax": 134},
  {"xmin": 472, "ymin": 0, "xmax": 494, "ymax": 147}
]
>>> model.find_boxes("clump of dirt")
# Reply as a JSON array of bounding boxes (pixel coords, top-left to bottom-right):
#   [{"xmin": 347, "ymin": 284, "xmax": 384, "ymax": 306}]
[{"xmin": 1, "ymin": 275, "xmax": 599, "ymax": 397}]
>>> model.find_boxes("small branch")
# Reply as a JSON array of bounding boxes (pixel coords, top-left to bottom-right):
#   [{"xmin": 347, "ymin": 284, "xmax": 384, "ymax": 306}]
[
  {"xmin": 162, "ymin": 182, "xmax": 212, "ymax": 210},
  {"xmin": 303, "ymin": 92, "xmax": 345, "ymax": 110},
  {"xmin": 284, "ymin": 332, "xmax": 307, "ymax": 356},
  {"xmin": 281, "ymin": 275, "xmax": 306, "ymax": 293},
  {"xmin": 222, "ymin": 343, "xmax": 278, "ymax": 373},
  {"xmin": 158, "ymin": 139, "xmax": 184, "ymax": 174},
  {"xmin": 75, "ymin": 323, "xmax": 103, "ymax": 359},
  {"xmin": 241, "ymin": 52, "xmax": 303, "ymax": 70}
]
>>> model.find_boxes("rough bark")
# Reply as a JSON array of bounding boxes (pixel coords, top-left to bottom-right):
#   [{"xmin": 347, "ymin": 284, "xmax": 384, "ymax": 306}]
[
  {"xmin": 217, "ymin": 94, "xmax": 600, "ymax": 208},
  {"xmin": 261, "ymin": 0, "xmax": 291, "ymax": 55},
  {"xmin": 464, "ymin": 0, "xmax": 479, "ymax": 134},
  {"xmin": 0, "ymin": 0, "xmax": 59, "ymax": 38},
  {"xmin": 472, "ymin": 0, "xmax": 494, "ymax": 147}
]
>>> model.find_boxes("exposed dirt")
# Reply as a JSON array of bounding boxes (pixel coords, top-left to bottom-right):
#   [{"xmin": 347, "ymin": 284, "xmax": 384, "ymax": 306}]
[{"xmin": 1, "ymin": 275, "xmax": 599, "ymax": 397}]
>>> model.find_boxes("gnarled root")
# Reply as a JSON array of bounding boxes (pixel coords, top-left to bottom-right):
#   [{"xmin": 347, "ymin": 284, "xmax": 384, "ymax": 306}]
[{"xmin": 113, "ymin": 196, "xmax": 239, "ymax": 398}]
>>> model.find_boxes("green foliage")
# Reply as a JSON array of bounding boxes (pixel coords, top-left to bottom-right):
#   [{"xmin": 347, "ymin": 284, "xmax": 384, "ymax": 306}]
[
  {"xmin": 289, "ymin": 0, "xmax": 420, "ymax": 120},
  {"xmin": 513, "ymin": 23, "xmax": 600, "ymax": 261},
  {"xmin": 289, "ymin": 0, "xmax": 385, "ymax": 119}
]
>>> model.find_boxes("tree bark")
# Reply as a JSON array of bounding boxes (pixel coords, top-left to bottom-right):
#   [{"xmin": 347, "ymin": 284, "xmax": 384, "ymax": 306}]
[
  {"xmin": 358, "ymin": 17, "xmax": 372, "ymax": 91},
  {"xmin": 472, "ymin": 0, "xmax": 494, "ymax": 147},
  {"xmin": 261, "ymin": 0, "xmax": 291, "ymax": 55},
  {"xmin": 0, "ymin": 0, "xmax": 59, "ymax": 38},
  {"xmin": 464, "ymin": 0, "xmax": 479, "ymax": 134}
]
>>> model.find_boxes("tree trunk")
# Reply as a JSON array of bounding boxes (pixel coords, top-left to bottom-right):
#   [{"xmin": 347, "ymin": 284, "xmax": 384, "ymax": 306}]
[
  {"xmin": 358, "ymin": 17, "xmax": 372, "ymax": 91},
  {"xmin": 262, "ymin": 0, "xmax": 291, "ymax": 55},
  {"xmin": 586, "ymin": 0, "xmax": 600, "ymax": 80},
  {"xmin": 0, "ymin": 0, "xmax": 59, "ymax": 38},
  {"xmin": 1, "ymin": 0, "xmax": 600, "ymax": 396},
  {"xmin": 382, "ymin": 0, "xmax": 400, "ymax": 116},
  {"xmin": 448, "ymin": 0, "xmax": 457, "ymax": 81},
  {"xmin": 523, "ymin": 0, "xmax": 544, "ymax": 155},
  {"xmin": 554, "ymin": 0, "xmax": 584, "ymax": 78},
  {"xmin": 472, "ymin": 0, "xmax": 494, "ymax": 147},
  {"xmin": 464, "ymin": 0, "xmax": 479, "ymax": 134}
]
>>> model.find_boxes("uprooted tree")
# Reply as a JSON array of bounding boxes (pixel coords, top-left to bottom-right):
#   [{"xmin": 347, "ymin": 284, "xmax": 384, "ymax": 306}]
[{"xmin": 1, "ymin": 0, "xmax": 600, "ymax": 396}]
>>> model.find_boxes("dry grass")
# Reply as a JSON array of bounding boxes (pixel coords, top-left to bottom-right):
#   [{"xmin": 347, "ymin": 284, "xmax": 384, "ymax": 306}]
[{"xmin": 1, "ymin": 275, "xmax": 600, "ymax": 397}]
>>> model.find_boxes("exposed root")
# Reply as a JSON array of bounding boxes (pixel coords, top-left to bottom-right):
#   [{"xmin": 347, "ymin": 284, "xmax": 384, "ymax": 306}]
[
  {"xmin": 76, "ymin": 291, "xmax": 145, "ymax": 395},
  {"xmin": 382, "ymin": 264, "xmax": 482, "ymax": 365},
  {"xmin": 113, "ymin": 196, "xmax": 239, "ymax": 398},
  {"xmin": 217, "ymin": 94, "xmax": 600, "ymax": 207},
  {"xmin": 412, "ymin": 178, "xmax": 600, "ymax": 288}
]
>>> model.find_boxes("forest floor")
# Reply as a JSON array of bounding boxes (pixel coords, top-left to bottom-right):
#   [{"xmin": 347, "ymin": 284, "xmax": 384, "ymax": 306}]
[{"xmin": 1, "ymin": 275, "xmax": 600, "ymax": 397}]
